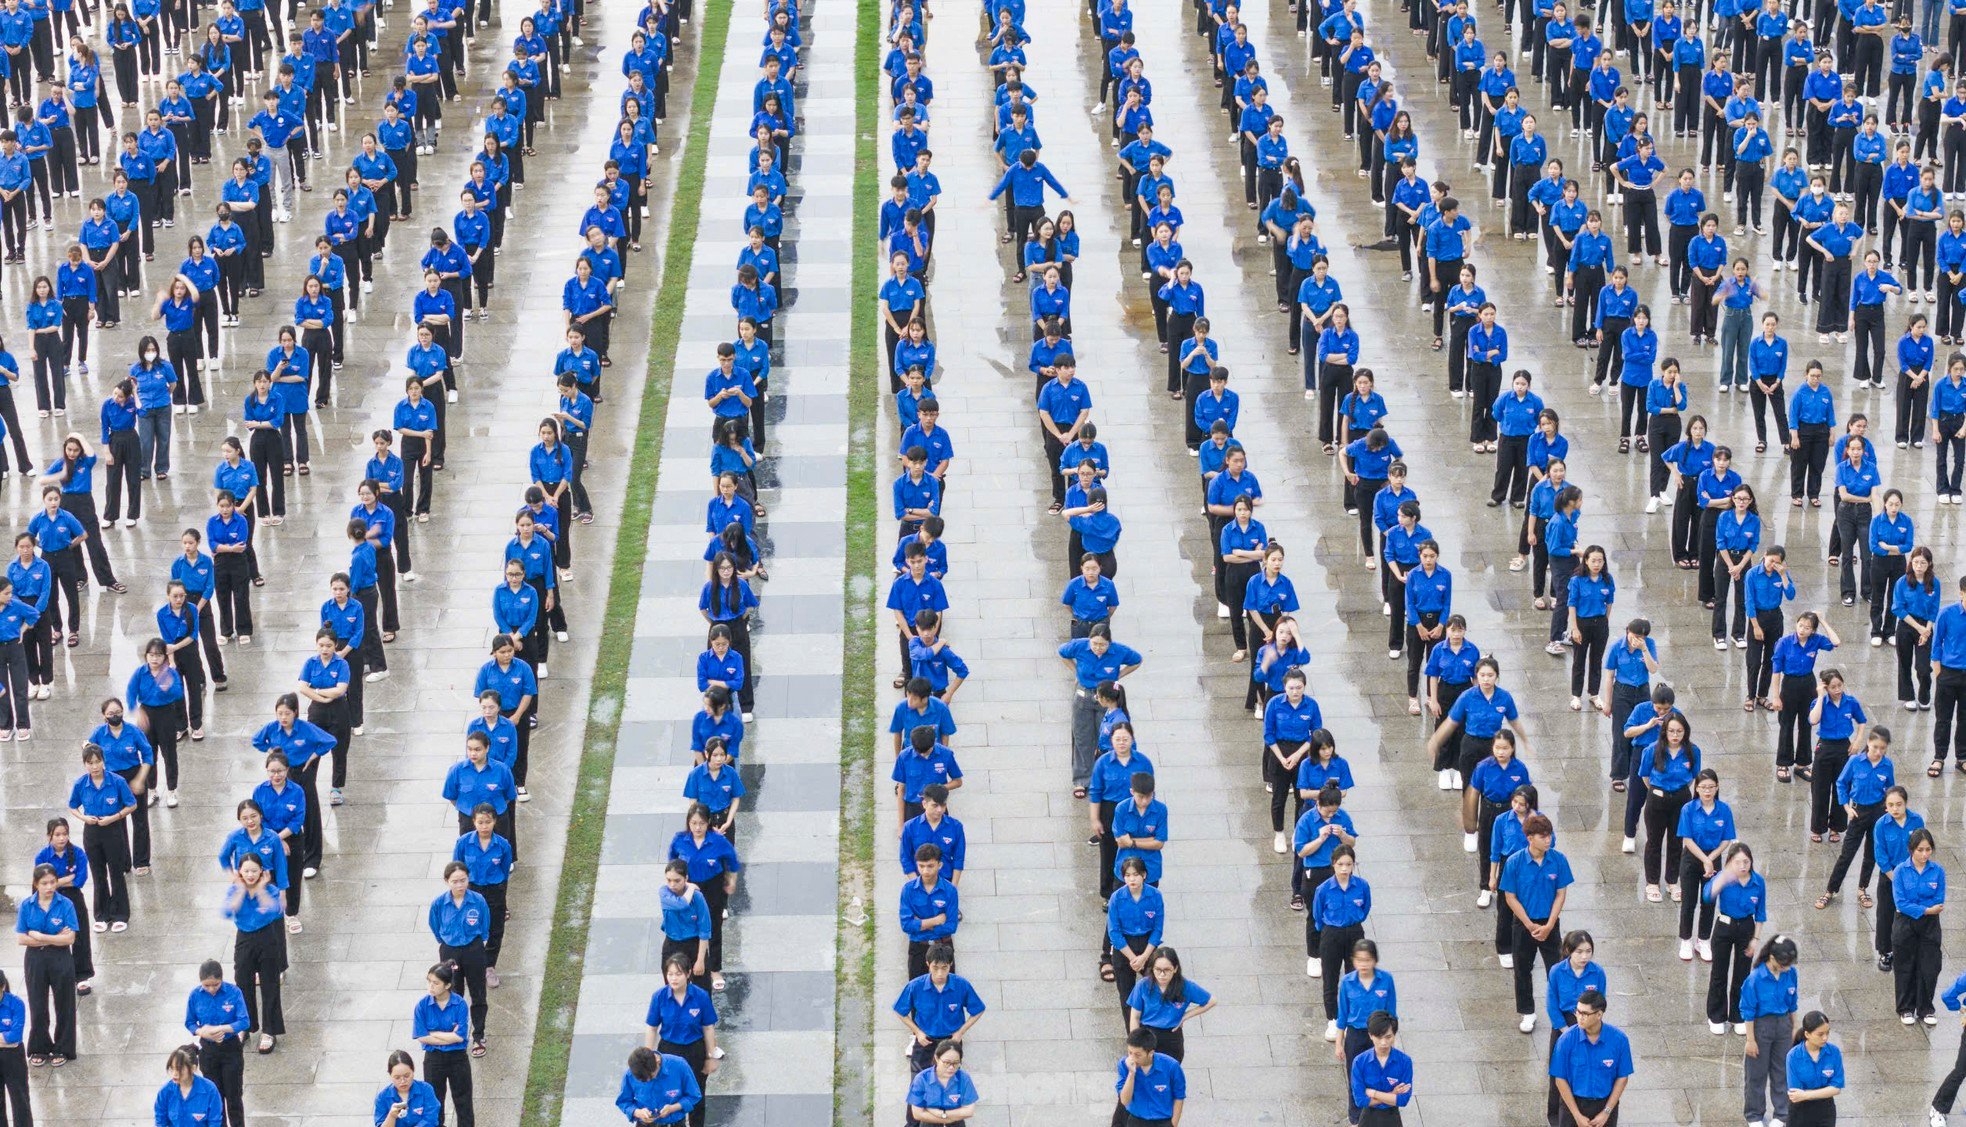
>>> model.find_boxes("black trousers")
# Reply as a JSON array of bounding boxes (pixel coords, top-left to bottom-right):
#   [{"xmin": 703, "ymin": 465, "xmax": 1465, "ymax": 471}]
[
  {"xmin": 1642, "ymin": 785, "xmax": 1691, "ymax": 885},
  {"xmin": 438, "ymin": 938, "xmax": 489, "ymax": 1042},
  {"xmin": 1318, "ymin": 922, "xmax": 1363, "ymax": 1020},
  {"xmin": 1828, "ymin": 801, "xmax": 1884, "ymax": 893},
  {"xmin": 199, "ymin": 1037, "xmax": 246, "ymax": 1127},
  {"xmin": 1895, "ymin": 911, "xmax": 1944, "ymax": 1017},
  {"xmin": 82, "ymin": 817, "xmax": 130, "ymax": 921},
  {"xmin": 1706, "ymin": 913, "xmax": 1755, "ymax": 1023},
  {"xmin": 234, "ymin": 923, "xmax": 286, "ymax": 1035},
  {"xmin": 424, "ymin": 1049, "xmax": 475, "ymax": 1127},
  {"xmin": 1508, "ymin": 915, "xmax": 1561, "ymax": 1014},
  {"xmin": 1935, "ymin": 1022, "xmax": 1966, "ymax": 1114},
  {"xmin": 23, "ymin": 946, "xmax": 74, "ymax": 1058},
  {"xmin": 1557, "ymin": 1095, "xmax": 1619, "ymax": 1127},
  {"xmin": 1811, "ymin": 739, "xmax": 1852, "ymax": 835}
]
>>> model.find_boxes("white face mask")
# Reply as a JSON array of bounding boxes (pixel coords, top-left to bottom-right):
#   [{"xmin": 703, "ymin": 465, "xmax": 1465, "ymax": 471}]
[{"xmin": 142, "ymin": 350, "xmax": 158, "ymax": 362}]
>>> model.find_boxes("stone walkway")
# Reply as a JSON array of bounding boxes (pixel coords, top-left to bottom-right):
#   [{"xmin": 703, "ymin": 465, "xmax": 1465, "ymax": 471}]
[{"xmin": 555, "ymin": 2, "xmax": 852, "ymax": 1125}]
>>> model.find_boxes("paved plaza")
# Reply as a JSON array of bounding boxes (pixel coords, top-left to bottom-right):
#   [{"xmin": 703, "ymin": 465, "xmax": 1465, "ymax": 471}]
[
  {"xmin": 861, "ymin": 0, "xmax": 1966, "ymax": 1124},
  {"xmin": 0, "ymin": 0, "xmax": 672, "ymax": 1123}
]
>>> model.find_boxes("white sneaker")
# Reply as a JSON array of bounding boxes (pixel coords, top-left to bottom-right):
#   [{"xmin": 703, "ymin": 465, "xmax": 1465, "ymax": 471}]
[
  {"xmin": 1450, "ymin": 770, "xmax": 1464, "ymax": 789},
  {"xmin": 1709, "ymin": 1020, "xmax": 1727, "ymax": 1034},
  {"xmin": 362, "ymin": 280, "xmax": 373, "ymax": 294},
  {"xmin": 1464, "ymin": 831, "xmax": 1478, "ymax": 853},
  {"xmin": 1698, "ymin": 938, "xmax": 1713, "ymax": 961},
  {"xmin": 1498, "ymin": 952, "xmax": 1514, "ymax": 969},
  {"xmin": 165, "ymin": 789, "xmax": 178, "ymax": 808},
  {"xmin": 401, "ymin": 570, "xmax": 419, "ymax": 582},
  {"xmin": 536, "ymin": 663, "xmax": 549, "ymax": 678},
  {"xmin": 1930, "ymin": 1109, "xmax": 1947, "ymax": 1127},
  {"xmin": 1324, "ymin": 1019, "xmax": 1338, "ymax": 1041},
  {"xmin": 1645, "ymin": 496, "xmax": 1660, "ymax": 514},
  {"xmin": 447, "ymin": 389, "xmax": 457, "ymax": 403},
  {"xmin": 1679, "ymin": 938, "xmax": 1694, "ymax": 960},
  {"xmin": 1734, "ymin": 1022, "xmax": 1749, "ymax": 1034},
  {"xmin": 1518, "ymin": 1014, "xmax": 1536, "ymax": 1033},
  {"xmin": 1216, "ymin": 604, "xmax": 1231, "ymax": 619},
  {"xmin": 1621, "ymin": 836, "xmax": 1636, "ymax": 854},
  {"xmin": 302, "ymin": 866, "xmax": 318, "ymax": 879},
  {"xmin": 1477, "ymin": 889, "xmax": 1493, "ymax": 907},
  {"xmin": 1308, "ymin": 957, "xmax": 1322, "ymax": 978},
  {"xmin": 364, "ymin": 669, "xmax": 389, "ymax": 682},
  {"xmin": 556, "ymin": 630, "xmax": 569, "ymax": 642},
  {"xmin": 1437, "ymin": 769, "xmax": 1453, "ymax": 790},
  {"xmin": 122, "ymin": 518, "xmax": 136, "ymax": 528},
  {"xmin": 1272, "ymin": 831, "xmax": 1287, "ymax": 854}
]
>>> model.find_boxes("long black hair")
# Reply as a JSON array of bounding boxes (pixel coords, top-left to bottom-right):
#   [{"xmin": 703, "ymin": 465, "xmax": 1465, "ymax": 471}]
[{"xmin": 1150, "ymin": 945, "xmax": 1188, "ymax": 1006}]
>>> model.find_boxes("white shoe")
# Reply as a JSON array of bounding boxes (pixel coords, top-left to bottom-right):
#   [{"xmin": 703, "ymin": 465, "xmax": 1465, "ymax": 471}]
[
  {"xmin": 1518, "ymin": 1014, "xmax": 1536, "ymax": 1034},
  {"xmin": 1699, "ymin": 938, "xmax": 1713, "ymax": 961},
  {"xmin": 447, "ymin": 389, "xmax": 457, "ymax": 403},
  {"xmin": 1216, "ymin": 603, "xmax": 1230, "ymax": 619},
  {"xmin": 1931, "ymin": 1109, "xmax": 1947, "ymax": 1127},
  {"xmin": 556, "ymin": 630, "xmax": 569, "ymax": 642},
  {"xmin": 165, "ymin": 790, "xmax": 178, "ymax": 808},
  {"xmin": 302, "ymin": 866, "xmax": 318, "ymax": 879},
  {"xmin": 1324, "ymin": 1019, "xmax": 1338, "ymax": 1041},
  {"xmin": 1308, "ymin": 957, "xmax": 1322, "ymax": 978},
  {"xmin": 1498, "ymin": 952, "xmax": 1514, "ymax": 969},
  {"xmin": 1709, "ymin": 1020, "xmax": 1726, "ymax": 1035},
  {"xmin": 1905, "ymin": 1013, "xmax": 1920, "ymax": 1024},
  {"xmin": 516, "ymin": 787, "xmax": 530, "ymax": 803},
  {"xmin": 537, "ymin": 663, "xmax": 549, "ymax": 678},
  {"xmin": 362, "ymin": 280, "xmax": 373, "ymax": 294},
  {"xmin": 1679, "ymin": 938, "xmax": 1694, "ymax": 961},
  {"xmin": 364, "ymin": 669, "xmax": 389, "ymax": 682},
  {"xmin": 1272, "ymin": 831, "xmax": 1287, "ymax": 854},
  {"xmin": 1463, "ymin": 832, "xmax": 1478, "ymax": 853},
  {"xmin": 1734, "ymin": 1022, "xmax": 1749, "ymax": 1034},
  {"xmin": 1477, "ymin": 889, "xmax": 1493, "ymax": 907},
  {"xmin": 1621, "ymin": 836, "xmax": 1636, "ymax": 854},
  {"xmin": 401, "ymin": 571, "xmax": 419, "ymax": 582},
  {"xmin": 1437, "ymin": 769, "xmax": 1453, "ymax": 790},
  {"xmin": 1388, "ymin": 648, "xmax": 1402, "ymax": 660},
  {"xmin": 351, "ymin": 725, "xmax": 364, "ymax": 736},
  {"xmin": 1645, "ymin": 496, "xmax": 1660, "ymax": 514},
  {"xmin": 1450, "ymin": 770, "xmax": 1464, "ymax": 789},
  {"xmin": 122, "ymin": 518, "xmax": 136, "ymax": 528}
]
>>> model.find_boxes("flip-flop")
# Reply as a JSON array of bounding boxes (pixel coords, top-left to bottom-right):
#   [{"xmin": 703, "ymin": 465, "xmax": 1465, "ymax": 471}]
[
  {"xmin": 1859, "ymin": 890, "xmax": 1874, "ymax": 909},
  {"xmin": 1099, "ymin": 962, "xmax": 1115, "ymax": 982},
  {"xmin": 1932, "ymin": 761, "xmax": 1946, "ymax": 778}
]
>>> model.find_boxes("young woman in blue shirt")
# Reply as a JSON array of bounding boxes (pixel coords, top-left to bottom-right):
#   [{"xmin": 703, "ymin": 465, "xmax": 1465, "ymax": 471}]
[
  {"xmin": 1675, "ymin": 769, "xmax": 1734, "ymax": 959},
  {"xmin": 1740, "ymin": 934, "xmax": 1800, "ymax": 1126},
  {"xmin": 644, "ymin": 953, "xmax": 718, "ymax": 1127},
  {"xmin": 1896, "ymin": 547, "xmax": 1940, "ymax": 708},
  {"xmin": 375, "ymin": 1050, "xmax": 442, "ymax": 1127},
  {"xmin": 222, "ymin": 852, "xmax": 284, "ymax": 1053},
  {"xmin": 1809, "ymin": 668, "xmax": 1869, "ymax": 840},
  {"xmin": 671, "ymin": 803, "xmax": 740, "ymax": 992},
  {"xmin": 1701, "ymin": 843, "xmax": 1769, "ymax": 1033},
  {"xmin": 1312, "ymin": 845, "xmax": 1372, "ymax": 1040},
  {"xmin": 17, "ymin": 863, "xmax": 77, "ymax": 1064},
  {"xmin": 413, "ymin": 962, "xmax": 474, "ymax": 1122},
  {"xmin": 35, "ymin": 818, "xmax": 91, "ymax": 993},
  {"xmin": 1638, "ymin": 709, "xmax": 1700, "ymax": 899}
]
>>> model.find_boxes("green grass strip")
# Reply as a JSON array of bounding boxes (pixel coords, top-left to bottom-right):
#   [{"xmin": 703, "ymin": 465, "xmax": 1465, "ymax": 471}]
[
  {"xmin": 833, "ymin": 0, "xmax": 883, "ymax": 1121},
  {"xmin": 517, "ymin": 2, "xmax": 732, "ymax": 1122}
]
